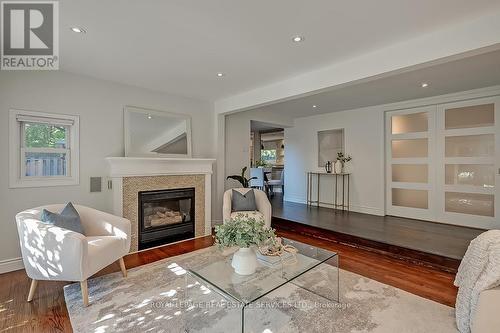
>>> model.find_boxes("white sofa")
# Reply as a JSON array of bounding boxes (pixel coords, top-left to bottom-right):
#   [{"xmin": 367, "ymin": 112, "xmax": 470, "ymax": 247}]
[
  {"xmin": 472, "ymin": 286, "xmax": 500, "ymax": 333},
  {"xmin": 15, "ymin": 204, "xmax": 131, "ymax": 306},
  {"xmin": 222, "ymin": 188, "xmax": 272, "ymax": 228}
]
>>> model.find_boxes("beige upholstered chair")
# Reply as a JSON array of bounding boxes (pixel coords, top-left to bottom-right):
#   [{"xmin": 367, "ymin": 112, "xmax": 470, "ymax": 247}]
[
  {"xmin": 15, "ymin": 204, "xmax": 131, "ymax": 306},
  {"xmin": 222, "ymin": 188, "xmax": 272, "ymax": 228}
]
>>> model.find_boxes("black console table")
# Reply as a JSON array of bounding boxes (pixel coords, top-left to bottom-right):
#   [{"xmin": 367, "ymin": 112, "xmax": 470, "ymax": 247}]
[{"xmin": 306, "ymin": 172, "xmax": 350, "ymax": 211}]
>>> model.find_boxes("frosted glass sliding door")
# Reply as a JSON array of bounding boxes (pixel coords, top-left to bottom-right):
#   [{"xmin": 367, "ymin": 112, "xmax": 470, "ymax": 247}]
[
  {"xmin": 436, "ymin": 98, "xmax": 499, "ymax": 228},
  {"xmin": 386, "ymin": 97, "xmax": 500, "ymax": 229},
  {"xmin": 386, "ymin": 107, "xmax": 436, "ymax": 220}
]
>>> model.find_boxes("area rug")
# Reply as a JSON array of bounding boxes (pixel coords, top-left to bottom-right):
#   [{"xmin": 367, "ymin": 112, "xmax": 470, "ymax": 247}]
[{"xmin": 64, "ymin": 246, "xmax": 457, "ymax": 332}]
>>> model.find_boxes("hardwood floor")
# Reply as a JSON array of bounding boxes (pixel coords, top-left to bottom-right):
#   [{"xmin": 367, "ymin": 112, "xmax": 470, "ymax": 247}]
[
  {"xmin": 276, "ymin": 228, "xmax": 458, "ymax": 307},
  {"xmin": 271, "ymin": 194, "xmax": 482, "ymax": 259},
  {"xmin": 0, "ymin": 231, "xmax": 458, "ymax": 333},
  {"xmin": 0, "ymin": 236, "xmax": 214, "ymax": 333}
]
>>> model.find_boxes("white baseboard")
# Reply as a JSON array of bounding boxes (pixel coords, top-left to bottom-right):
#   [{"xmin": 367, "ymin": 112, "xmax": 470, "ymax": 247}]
[
  {"xmin": 283, "ymin": 195, "xmax": 306, "ymax": 204},
  {"xmin": 0, "ymin": 257, "xmax": 24, "ymax": 274},
  {"xmin": 349, "ymin": 205, "xmax": 384, "ymax": 216},
  {"xmin": 281, "ymin": 196, "xmax": 384, "ymax": 216}
]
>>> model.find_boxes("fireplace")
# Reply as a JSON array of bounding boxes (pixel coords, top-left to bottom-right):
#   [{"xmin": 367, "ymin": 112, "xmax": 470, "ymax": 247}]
[{"xmin": 138, "ymin": 188, "xmax": 195, "ymax": 250}]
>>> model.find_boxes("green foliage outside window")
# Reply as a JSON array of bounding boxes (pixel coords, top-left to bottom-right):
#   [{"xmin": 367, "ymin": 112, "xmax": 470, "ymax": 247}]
[
  {"xmin": 24, "ymin": 123, "xmax": 67, "ymax": 148},
  {"xmin": 261, "ymin": 149, "xmax": 277, "ymax": 163}
]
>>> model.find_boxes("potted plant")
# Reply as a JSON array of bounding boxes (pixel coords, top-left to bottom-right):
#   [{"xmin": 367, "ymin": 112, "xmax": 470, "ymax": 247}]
[
  {"xmin": 226, "ymin": 166, "xmax": 257, "ymax": 188},
  {"xmin": 215, "ymin": 214, "xmax": 276, "ymax": 275},
  {"xmin": 335, "ymin": 152, "xmax": 352, "ymax": 173},
  {"xmin": 254, "ymin": 160, "xmax": 268, "ymax": 168}
]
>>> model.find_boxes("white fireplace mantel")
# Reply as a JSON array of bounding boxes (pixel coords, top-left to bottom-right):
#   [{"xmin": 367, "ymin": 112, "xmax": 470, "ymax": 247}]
[
  {"xmin": 106, "ymin": 157, "xmax": 215, "ymax": 245},
  {"xmin": 106, "ymin": 157, "xmax": 215, "ymax": 177}
]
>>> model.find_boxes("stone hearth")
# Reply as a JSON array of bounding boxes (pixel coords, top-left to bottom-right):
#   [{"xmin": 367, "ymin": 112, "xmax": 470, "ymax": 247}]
[{"xmin": 106, "ymin": 157, "xmax": 215, "ymax": 252}]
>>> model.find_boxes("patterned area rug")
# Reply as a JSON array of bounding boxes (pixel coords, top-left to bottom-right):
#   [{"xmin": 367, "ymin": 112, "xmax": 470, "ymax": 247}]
[{"xmin": 64, "ymin": 246, "xmax": 457, "ymax": 332}]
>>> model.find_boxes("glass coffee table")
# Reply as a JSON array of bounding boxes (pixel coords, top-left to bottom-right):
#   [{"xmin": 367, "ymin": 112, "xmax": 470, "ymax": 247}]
[{"xmin": 185, "ymin": 238, "xmax": 339, "ymax": 333}]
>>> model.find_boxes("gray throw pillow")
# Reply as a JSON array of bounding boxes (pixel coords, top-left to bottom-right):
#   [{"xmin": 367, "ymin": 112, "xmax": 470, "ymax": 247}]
[
  {"xmin": 231, "ymin": 189, "xmax": 257, "ymax": 212},
  {"xmin": 41, "ymin": 202, "xmax": 84, "ymax": 235}
]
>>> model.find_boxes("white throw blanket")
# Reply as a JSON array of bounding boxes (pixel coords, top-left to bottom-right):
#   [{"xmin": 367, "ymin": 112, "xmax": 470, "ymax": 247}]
[{"xmin": 454, "ymin": 230, "xmax": 500, "ymax": 333}]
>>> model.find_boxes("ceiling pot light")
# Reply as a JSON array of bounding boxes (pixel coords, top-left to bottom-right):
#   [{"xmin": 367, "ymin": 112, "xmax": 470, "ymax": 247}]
[
  {"xmin": 421, "ymin": 83, "xmax": 429, "ymax": 88},
  {"xmin": 217, "ymin": 73, "xmax": 225, "ymax": 77},
  {"xmin": 292, "ymin": 35, "xmax": 304, "ymax": 42},
  {"xmin": 70, "ymin": 27, "xmax": 86, "ymax": 33},
  {"xmin": 147, "ymin": 115, "xmax": 152, "ymax": 119},
  {"xmin": 312, "ymin": 105, "xmax": 317, "ymax": 108}
]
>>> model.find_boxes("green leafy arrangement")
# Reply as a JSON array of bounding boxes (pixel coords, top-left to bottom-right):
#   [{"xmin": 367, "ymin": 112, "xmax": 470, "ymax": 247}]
[
  {"xmin": 226, "ymin": 166, "xmax": 257, "ymax": 188},
  {"xmin": 215, "ymin": 214, "xmax": 276, "ymax": 249}
]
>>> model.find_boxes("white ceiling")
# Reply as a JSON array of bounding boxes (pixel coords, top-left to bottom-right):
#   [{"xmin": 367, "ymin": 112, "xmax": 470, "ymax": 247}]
[
  {"xmin": 60, "ymin": 0, "xmax": 500, "ymax": 101},
  {"xmin": 253, "ymin": 49, "xmax": 500, "ymax": 119}
]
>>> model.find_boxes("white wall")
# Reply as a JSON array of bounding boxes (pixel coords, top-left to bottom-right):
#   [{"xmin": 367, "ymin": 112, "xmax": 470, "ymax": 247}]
[
  {"xmin": 285, "ymin": 108, "xmax": 385, "ymax": 215},
  {"xmin": 0, "ymin": 71, "xmax": 215, "ymax": 270}
]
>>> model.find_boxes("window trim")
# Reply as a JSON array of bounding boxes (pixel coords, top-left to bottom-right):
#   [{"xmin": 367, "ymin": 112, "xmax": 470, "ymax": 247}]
[{"xmin": 9, "ymin": 109, "xmax": 80, "ymax": 188}]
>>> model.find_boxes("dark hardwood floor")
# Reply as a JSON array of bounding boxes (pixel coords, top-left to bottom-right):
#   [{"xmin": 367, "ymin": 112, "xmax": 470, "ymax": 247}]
[
  {"xmin": 0, "ymin": 228, "xmax": 459, "ymax": 333},
  {"xmin": 271, "ymin": 194, "xmax": 482, "ymax": 260}
]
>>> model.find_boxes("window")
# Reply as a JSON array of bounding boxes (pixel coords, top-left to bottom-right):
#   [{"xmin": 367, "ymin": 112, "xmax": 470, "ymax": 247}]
[
  {"xmin": 9, "ymin": 110, "xmax": 79, "ymax": 188},
  {"xmin": 261, "ymin": 149, "xmax": 277, "ymax": 164}
]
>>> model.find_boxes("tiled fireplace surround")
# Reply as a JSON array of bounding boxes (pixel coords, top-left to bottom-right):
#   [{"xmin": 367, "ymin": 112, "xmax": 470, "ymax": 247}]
[{"xmin": 106, "ymin": 157, "xmax": 215, "ymax": 252}]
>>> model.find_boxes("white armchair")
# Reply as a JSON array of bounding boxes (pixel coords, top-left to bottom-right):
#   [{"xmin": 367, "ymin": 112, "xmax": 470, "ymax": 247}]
[
  {"xmin": 223, "ymin": 188, "xmax": 272, "ymax": 228},
  {"xmin": 15, "ymin": 204, "xmax": 131, "ymax": 306}
]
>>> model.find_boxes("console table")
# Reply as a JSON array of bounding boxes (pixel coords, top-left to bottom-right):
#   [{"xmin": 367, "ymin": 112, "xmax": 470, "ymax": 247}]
[{"xmin": 306, "ymin": 172, "xmax": 350, "ymax": 211}]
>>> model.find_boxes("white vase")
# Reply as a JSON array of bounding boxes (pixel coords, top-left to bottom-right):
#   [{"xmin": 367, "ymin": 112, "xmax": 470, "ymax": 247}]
[
  {"xmin": 334, "ymin": 160, "xmax": 343, "ymax": 174},
  {"xmin": 231, "ymin": 247, "xmax": 257, "ymax": 275}
]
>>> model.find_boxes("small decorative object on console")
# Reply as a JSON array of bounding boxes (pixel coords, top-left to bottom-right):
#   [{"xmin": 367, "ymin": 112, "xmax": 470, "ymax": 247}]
[
  {"xmin": 325, "ymin": 161, "xmax": 333, "ymax": 173},
  {"xmin": 336, "ymin": 152, "xmax": 352, "ymax": 173}
]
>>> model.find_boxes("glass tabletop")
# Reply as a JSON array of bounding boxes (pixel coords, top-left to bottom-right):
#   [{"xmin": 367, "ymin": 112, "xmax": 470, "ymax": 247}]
[{"xmin": 187, "ymin": 238, "xmax": 337, "ymax": 305}]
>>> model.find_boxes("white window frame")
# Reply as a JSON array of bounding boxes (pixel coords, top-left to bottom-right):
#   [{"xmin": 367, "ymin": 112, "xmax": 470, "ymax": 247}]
[{"xmin": 9, "ymin": 109, "xmax": 80, "ymax": 188}]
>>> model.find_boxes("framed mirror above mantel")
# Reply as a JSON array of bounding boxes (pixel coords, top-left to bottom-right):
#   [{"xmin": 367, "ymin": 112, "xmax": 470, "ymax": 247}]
[{"xmin": 124, "ymin": 106, "xmax": 192, "ymax": 158}]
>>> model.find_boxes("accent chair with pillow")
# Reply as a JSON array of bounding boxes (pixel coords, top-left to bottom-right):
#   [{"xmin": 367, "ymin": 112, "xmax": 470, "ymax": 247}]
[
  {"xmin": 222, "ymin": 188, "xmax": 271, "ymax": 228},
  {"xmin": 15, "ymin": 204, "xmax": 131, "ymax": 306}
]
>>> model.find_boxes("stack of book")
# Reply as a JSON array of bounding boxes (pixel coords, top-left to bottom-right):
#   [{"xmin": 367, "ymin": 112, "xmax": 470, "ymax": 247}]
[{"xmin": 257, "ymin": 251, "xmax": 294, "ymax": 268}]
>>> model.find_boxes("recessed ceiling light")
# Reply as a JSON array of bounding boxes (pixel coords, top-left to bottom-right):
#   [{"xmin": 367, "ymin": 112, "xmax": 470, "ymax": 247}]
[
  {"xmin": 421, "ymin": 82, "xmax": 429, "ymax": 88},
  {"xmin": 70, "ymin": 27, "xmax": 86, "ymax": 33},
  {"xmin": 147, "ymin": 115, "xmax": 152, "ymax": 119},
  {"xmin": 312, "ymin": 105, "xmax": 317, "ymax": 108},
  {"xmin": 292, "ymin": 35, "xmax": 304, "ymax": 43},
  {"xmin": 216, "ymin": 73, "xmax": 225, "ymax": 77}
]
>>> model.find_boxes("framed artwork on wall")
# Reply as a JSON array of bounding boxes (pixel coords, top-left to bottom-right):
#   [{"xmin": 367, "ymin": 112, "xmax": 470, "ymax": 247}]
[{"xmin": 318, "ymin": 129, "xmax": 344, "ymax": 167}]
